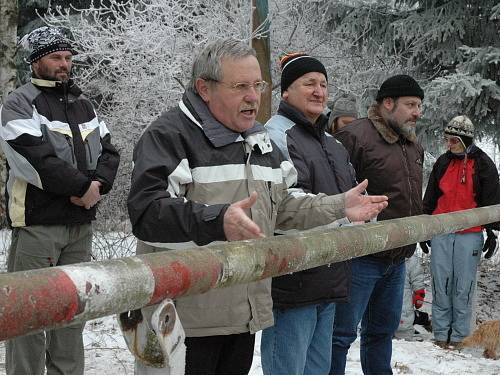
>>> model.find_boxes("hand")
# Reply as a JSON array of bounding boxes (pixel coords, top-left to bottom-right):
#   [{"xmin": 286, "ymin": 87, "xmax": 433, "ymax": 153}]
[
  {"xmin": 80, "ymin": 181, "xmax": 102, "ymax": 209},
  {"xmin": 482, "ymin": 229, "xmax": 498, "ymax": 259},
  {"xmin": 344, "ymin": 180, "xmax": 388, "ymax": 222},
  {"xmin": 420, "ymin": 240, "xmax": 431, "ymax": 254},
  {"xmin": 223, "ymin": 192, "xmax": 264, "ymax": 241},
  {"xmin": 412, "ymin": 289, "xmax": 425, "ymax": 309},
  {"xmin": 70, "ymin": 196, "xmax": 85, "ymax": 206}
]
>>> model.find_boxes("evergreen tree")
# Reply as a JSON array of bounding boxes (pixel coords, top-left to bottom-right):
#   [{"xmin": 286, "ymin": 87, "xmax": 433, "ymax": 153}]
[{"xmin": 322, "ymin": 0, "xmax": 499, "ymax": 152}]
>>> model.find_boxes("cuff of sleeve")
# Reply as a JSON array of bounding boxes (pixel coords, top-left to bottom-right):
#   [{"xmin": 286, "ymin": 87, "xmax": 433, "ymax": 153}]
[
  {"xmin": 94, "ymin": 177, "xmax": 108, "ymax": 194},
  {"xmin": 336, "ymin": 217, "xmax": 351, "ymax": 226},
  {"xmin": 199, "ymin": 204, "xmax": 229, "ymax": 244},
  {"xmin": 77, "ymin": 179, "xmax": 93, "ymax": 198},
  {"xmin": 324, "ymin": 193, "xmax": 346, "ymax": 222}
]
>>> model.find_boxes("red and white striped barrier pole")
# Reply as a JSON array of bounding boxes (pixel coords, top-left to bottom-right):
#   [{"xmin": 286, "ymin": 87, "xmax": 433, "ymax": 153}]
[{"xmin": 0, "ymin": 205, "xmax": 499, "ymax": 341}]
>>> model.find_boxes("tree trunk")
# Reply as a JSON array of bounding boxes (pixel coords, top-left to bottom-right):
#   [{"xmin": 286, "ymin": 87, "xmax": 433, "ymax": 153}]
[
  {"xmin": 252, "ymin": 0, "xmax": 272, "ymax": 124},
  {"xmin": 0, "ymin": 0, "xmax": 18, "ymax": 227},
  {"xmin": 0, "ymin": 0, "xmax": 18, "ymax": 103}
]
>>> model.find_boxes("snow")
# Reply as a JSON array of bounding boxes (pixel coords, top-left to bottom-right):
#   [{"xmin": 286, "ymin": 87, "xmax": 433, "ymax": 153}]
[{"xmin": 0, "ymin": 233, "xmax": 499, "ymax": 374}]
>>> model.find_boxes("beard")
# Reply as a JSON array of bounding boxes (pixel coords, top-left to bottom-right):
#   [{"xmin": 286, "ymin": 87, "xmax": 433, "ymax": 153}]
[
  {"xmin": 34, "ymin": 66, "xmax": 70, "ymax": 82},
  {"xmin": 387, "ymin": 119, "xmax": 417, "ymax": 142}
]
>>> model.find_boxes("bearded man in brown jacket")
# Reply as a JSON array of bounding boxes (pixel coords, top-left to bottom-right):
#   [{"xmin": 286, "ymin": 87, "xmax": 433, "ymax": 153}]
[{"xmin": 331, "ymin": 75, "xmax": 425, "ymax": 375}]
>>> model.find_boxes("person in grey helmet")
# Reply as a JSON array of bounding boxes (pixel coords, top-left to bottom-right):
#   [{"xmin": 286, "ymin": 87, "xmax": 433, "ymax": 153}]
[
  {"xmin": 327, "ymin": 95, "xmax": 358, "ymax": 134},
  {"xmin": 421, "ymin": 115, "xmax": 499, "ymax": 349},
  {"xmin": 0, "ymin": 26, "xmax": 119, "ymax": 375}
]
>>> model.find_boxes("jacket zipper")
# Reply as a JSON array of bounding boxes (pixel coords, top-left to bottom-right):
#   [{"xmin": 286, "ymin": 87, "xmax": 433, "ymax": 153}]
[
  {"xmin": 85, "ymin": 141, "xmax": 93, "ymax": 163},
  {"xmin": 62, "ymin": 85, "xmax": 76, "ymax": 165},
  {"xmin": 243, "ymin": 143, "xmax": 273, "ymax": 221},
  {"xmin": 400, "ymin": 141, "xmax": 412, "ymax": 216},
  {"xmin": 65, "ymin": 135, "xmax": 76, "ymax": 164},
  {"xmin": 267, "ymin": 181, "xmax": 275, "ymax": 220}
]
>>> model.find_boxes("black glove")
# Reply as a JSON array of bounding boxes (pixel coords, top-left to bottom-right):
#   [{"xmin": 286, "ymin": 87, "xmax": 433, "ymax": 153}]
[
  {"xmin": 482, "ymin": 229, "xmax": 498, "ymax": 259},
  {"xmin": 420, "ymin": 240, "xmax": 431, "ymax": 254},
  {"xmin": 414, "ymin": 310, "xmax": 432, "ymax": 332}
]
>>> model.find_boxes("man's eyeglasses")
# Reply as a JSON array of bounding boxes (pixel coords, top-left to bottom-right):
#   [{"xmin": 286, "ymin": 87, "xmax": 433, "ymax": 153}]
[
  {"xmin": 444, "ymin": 136, "xmax": 461, "ymax": 145},
  {"xmin": 207, "ymin": 79, "xmax": 268, "ymax": 93}
]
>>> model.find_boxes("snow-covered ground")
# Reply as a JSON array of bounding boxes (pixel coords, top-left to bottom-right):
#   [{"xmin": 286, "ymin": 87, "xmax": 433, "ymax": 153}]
[{"xmin": 0, "ymin": 234, "xmax": 499, "ymax": 374}]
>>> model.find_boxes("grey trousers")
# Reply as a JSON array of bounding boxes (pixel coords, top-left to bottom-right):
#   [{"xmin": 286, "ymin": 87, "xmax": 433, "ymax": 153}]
[
  {"xmin": 6, "ymin": 224, "xmax": 92, "ymax": 375},
  {"xmin": 430, "ymin": 231, "xmax": 483, "ymax": 343}
]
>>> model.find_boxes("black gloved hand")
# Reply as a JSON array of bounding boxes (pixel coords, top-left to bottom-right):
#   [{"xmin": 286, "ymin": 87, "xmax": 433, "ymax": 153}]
[
  {"xmin": 482, "ymin": 229, "xmax": 498, "ymax": 259},
  {"xmin": 420, "ymin": 240, "xmax": 431, "ymax": 254}
]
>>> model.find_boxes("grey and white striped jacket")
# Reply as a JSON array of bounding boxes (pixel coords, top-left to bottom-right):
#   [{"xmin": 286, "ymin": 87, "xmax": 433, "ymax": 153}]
[
  {"xmin": 0, "ymin": 78, "xmax": 119, "ymax": 227},
  {"xmin": 127, "ymin": 89, "xmax": 349, "ymax": 337}
]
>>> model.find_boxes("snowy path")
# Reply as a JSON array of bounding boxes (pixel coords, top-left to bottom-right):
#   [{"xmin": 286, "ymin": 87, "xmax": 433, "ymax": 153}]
[{"xmin": 0, "ymin": 316, "xmax": 498, "ymax": 374}]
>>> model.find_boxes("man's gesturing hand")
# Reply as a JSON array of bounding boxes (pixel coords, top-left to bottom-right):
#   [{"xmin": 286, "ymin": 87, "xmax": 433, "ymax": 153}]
[
  {"xmin": 224, "ymin": 192, "xmax": 265, "ymax": 241},
  {"xmin": 344, "ymin": 180, "xmax": 388, "ymax": 222}
]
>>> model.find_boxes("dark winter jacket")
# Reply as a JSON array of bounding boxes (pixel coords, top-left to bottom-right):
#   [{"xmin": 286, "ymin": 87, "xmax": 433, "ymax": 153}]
[
  {"xmin": 0, "ymin": 78, "xmax": 120, "ymax": 227},
  {"xmin": 265, "ymin": 101, "xmax": 356, "ymax": 308},
  {"xmin": 423, "ymin": 145, "xmax": 500, "ymax": 230},
  {"xmin": 335, "ymin": 105, "xmax": 424, "ymax": 263}
]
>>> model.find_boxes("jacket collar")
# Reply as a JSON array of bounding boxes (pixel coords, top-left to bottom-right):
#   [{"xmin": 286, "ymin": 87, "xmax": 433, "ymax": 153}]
[
  {"xmin": 367, "ymin": 105, "xmax": 400, "ymax": 144},
  {"xmin": 277, "ymin": 100, "xmax": 328, "ymax": 137},
  {"xmin": 180, "ymin": 89, "xmax": 272, "ymax": 153},
  {"xmin": 446, "ymin": 144, "xmax": 480, "ymax": 159},
  {"xmin": 31, "ymin": 77, "xmax": 82, "ymax": 98}
]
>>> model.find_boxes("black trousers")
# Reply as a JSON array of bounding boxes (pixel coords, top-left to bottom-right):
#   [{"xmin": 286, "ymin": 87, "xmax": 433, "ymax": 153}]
[{"xmin": 185, "ymin": 332, "xmax": 255, "ymax": 375}]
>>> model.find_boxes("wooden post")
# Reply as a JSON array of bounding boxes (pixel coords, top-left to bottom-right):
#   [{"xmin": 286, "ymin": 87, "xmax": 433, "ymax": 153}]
[{"xmin": 251, "ymin": 0, "xmax": 272, "ymax": 123}]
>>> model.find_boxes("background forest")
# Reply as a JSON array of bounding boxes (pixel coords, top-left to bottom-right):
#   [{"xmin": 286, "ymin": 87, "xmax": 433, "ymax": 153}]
[{"xmin": 1, "ymin": 0, "xmax": 499, "ymax": 237}]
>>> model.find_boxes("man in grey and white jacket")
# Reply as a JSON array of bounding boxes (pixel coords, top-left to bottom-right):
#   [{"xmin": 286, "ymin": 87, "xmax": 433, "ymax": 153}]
[
  {"xmin": 0, "ymin": 26, "xmax": 119, "ymax": 375},
  {"xmin": 126, "ymin": 38, "xmax": 388, "ymax": 375}
]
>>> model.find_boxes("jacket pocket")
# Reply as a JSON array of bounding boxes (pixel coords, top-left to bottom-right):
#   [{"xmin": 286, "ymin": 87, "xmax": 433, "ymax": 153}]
[
  {"xmin": 44, "ymin": 129, "xmax": 77, "ymax": 168},
  {"xmin": 84, "ymin": 129, "xmax": 102, "ymax": 171}
]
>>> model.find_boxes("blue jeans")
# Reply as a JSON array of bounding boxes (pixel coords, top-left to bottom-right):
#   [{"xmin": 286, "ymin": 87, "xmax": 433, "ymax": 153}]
[
  {"xmin": 430, "ymin": 232, "xmax": 483, "ymax": 343},
  {"xmin": 330, "ymin": 256, "xmax": 405, "ymax": 375},
  {"xmin": 261, "ymin": 303, "xmax": 335, "ymax": 375}
]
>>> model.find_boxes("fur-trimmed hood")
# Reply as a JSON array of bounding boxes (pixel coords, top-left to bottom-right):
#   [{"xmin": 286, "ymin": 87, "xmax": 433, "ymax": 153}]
[{"xmin": 367, "ymin": 104, "xmax": 417, "ymax": 143}]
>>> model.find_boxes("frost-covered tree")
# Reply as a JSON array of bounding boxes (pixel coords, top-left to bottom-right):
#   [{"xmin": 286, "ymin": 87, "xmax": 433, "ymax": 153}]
[
  {"xmin": 321, "ymin": 0, "xmax": 500, "ymax": 153},
  {"xmin": 268, "ymin": 0, "xmax": 403, "ymax": 114},
  {"xmin": 42, "ymin": 0, "xmax": 252, "ymax": 228},
  {"xmin": 0, "ymin": 0, "xmax": 18, "ymax": 103},
  {"xmin": 37, "ymin": 0, "xmax": 405, "ymax": 227},
  {"xmin": 29, "ymin": 0, "xmax": 497, "ymax": 228},
  {"xmin": 0, "ymin": 0, "xmax": 18, "ymax": 227}
]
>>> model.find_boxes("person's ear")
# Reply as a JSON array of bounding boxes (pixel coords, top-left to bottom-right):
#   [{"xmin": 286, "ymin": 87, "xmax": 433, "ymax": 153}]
[
  {"xmin": 382, "ymin": 97, "xmax": 394, "ymax": 111},
  {"xmin": 282, "ymin": 90, "xmax": 288, "ymax": 101},
  {"xmin": 31, "ymin": 61, "xmax": 38, "ymax": 75},
  {"xmin": 196, "ymin": 78, "xmax": 211, "ymax": 102}
]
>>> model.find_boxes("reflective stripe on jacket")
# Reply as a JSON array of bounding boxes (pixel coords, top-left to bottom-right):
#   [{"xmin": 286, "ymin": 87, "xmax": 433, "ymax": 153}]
[{"xmin": 0, "ymin": 79, "xmax": 119, "ymax": 227}]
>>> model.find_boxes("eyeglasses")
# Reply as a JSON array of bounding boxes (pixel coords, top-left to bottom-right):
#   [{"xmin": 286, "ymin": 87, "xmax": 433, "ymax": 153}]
[
  {"xmin": 444, "ymin": 136, "xmax": 461, "ymax": 145},
  {"xmin": 207, "ymin": 79, "xmax": 268, "ymax": 93}
]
